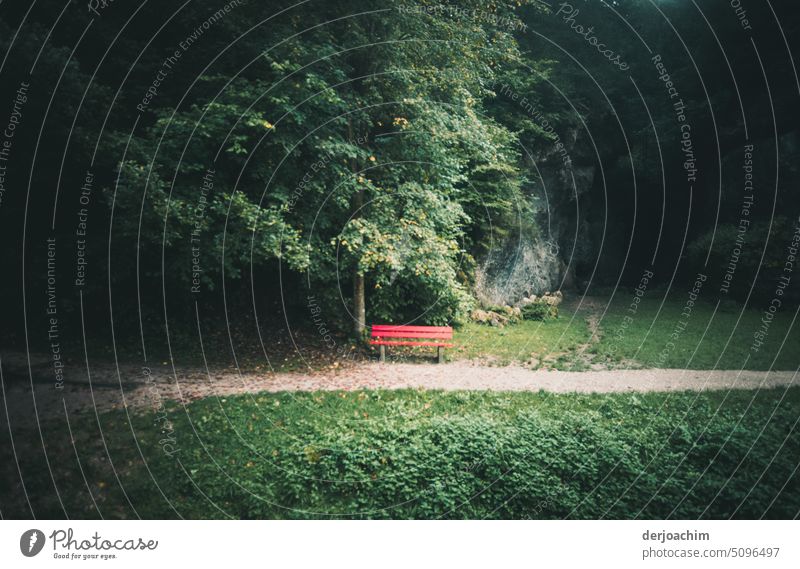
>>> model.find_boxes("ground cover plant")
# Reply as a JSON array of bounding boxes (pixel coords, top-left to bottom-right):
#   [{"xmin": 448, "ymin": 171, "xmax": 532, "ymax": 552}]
[{"xmin": 3, "ymin": 387, "xmax": 798, "ymax": 519}]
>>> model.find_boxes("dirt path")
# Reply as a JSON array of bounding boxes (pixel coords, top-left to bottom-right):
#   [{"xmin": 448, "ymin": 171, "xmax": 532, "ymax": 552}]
[
  {"xmin": 3, "ymin": 361, "xmax": 797, "ymax": 425},
  {"xmin": 157, "ymin": 363, "xmax": 796, "ymax": 398}
]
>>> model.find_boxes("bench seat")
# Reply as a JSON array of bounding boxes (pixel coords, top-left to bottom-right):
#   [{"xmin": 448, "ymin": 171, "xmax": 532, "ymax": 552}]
[{"xmin": 369, "ymin": 325, "xmax": 453, "ymax": 363}]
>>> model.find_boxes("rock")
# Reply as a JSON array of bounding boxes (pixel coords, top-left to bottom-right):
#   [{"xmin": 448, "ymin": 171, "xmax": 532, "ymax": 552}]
[
  {"xmin": 473, "ymin": 125, "xmax": 597, "ymax": 306},
  {"xmin": 518, "ymin": 291, "xmax": 562, "ymax": 307},
  {"xmin": 471, "ymin": 309, "xmax": 489, "ymax": 322},
  {"xmin": 540, "ymin": 290, "xmax": 563, "ymax": 306},
  {"xmin": 471, "ymin": 308, "xmax": 510, "ymax": 327}
]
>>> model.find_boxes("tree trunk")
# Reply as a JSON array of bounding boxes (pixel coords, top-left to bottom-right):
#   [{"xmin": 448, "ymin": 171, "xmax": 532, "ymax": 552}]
[
  {"xmin": 352, "ymin": 179, "xmax": 366, "ymax": 335},
  {"xmin": 354, "ymin": 271, "xmax": 366, "ymax": 335},
  {"xmin": 349, "ymin": 115, "xmax": 366, "ymax": 336}
]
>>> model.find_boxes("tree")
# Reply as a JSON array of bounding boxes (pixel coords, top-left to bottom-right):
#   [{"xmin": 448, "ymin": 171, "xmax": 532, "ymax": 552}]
[{"xmin": 103, "ymin": 0, "xmax": 537, "ymax": 329}]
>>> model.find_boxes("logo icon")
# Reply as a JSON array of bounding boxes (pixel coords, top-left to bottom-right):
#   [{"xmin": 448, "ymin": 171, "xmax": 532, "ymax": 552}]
[{"xmin": 20, "ymin": 529, "xmax": 45, "ymax": 557}]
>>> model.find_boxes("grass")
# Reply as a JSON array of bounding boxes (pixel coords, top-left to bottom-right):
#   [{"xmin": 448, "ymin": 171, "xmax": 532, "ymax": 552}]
[
  {"xmin": 368, "ymin": 311, "xmax": 593, "ymax": 369},
  {"xmin": 3, "ymin": 387, "xmax": 798, "ymax": 519},
  {"xmin": 453, "ymin": 317, "xmax": 593, "ymax": 369},
  {"xmin": 446, "ymin": 295, "xmax": 799, "ymax": 371},
  {"xmin": 591, "ymin": 295, "xmax": 800, "ymax": 370},
  {"xmin": 4, "ymin": 295, "xmax": 796, "ymax": 519},
  {"xmin": 15, "ymin": 296, "xmax": 794, "ymax": 374}
]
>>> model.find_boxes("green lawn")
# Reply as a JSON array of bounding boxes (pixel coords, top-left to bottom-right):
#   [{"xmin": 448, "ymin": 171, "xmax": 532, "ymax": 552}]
[
  {"xmin": 445, "ymin": 296, "xmax": 798, "ymax": 371},
  {"xmin": 4, "ymin": 387, "xmax": 798, "ymax": 519},
  {"xmin": 71, "ymin": 296, "xmax": 796, "ymax": 373},
  {"xmin": 453, "ymin": 317, "xmax": 593, "ymax": 369},
  {"xmin": 591, "ymin": 296, "xmax": 799, "ymax": 370}
]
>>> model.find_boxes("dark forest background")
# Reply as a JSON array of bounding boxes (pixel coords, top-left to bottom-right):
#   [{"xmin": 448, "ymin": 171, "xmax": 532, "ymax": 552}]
[{"xmin": 1, "ymin": 0, "xmax": 798, "ymax": 355}]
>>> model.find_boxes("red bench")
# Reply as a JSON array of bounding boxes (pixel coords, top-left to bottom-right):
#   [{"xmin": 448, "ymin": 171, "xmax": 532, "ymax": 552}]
[{"xmin": 370, "ymin": 325, "xmax": 454, "ymax": 363}]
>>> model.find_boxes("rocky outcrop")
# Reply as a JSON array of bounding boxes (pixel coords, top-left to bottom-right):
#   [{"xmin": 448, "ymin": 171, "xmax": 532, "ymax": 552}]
[
  {"xmin": 475, "ymin": 127, "xmax": 597, "ymax": 305},
  {"xmin": 516, "ymin": 290, "xmax": 563, "ymax": 308},
  {"xmin": 471, "ymin": 306, "xmax": 522, "ymax": 328},
  {"xmin": 474, "ymin": 238, "xmax": 562, "ymax": 307}
]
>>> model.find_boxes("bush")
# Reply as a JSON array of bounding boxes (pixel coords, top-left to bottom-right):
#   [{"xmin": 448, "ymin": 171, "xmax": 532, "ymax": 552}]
[
  {"xmin": 153, "ymin": 390, "xmax": 800, "ymax": 519},
  {"xmin": 521, "ymin": 300, "xmax": 558, "ymax": 321},
  {"xmin": 8, "ymin": 390, "xmax": 799, "ymax": 519}
]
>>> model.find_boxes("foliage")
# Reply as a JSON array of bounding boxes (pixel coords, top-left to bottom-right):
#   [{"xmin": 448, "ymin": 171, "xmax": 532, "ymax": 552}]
[
  {"xmin": 0, "ymin": 0, "xmax": 555, "ymax": 334},
  {"xmin": 685, "ymin": 217, "xmax": 800, "ymax": 302},
  {"xmin": 102, "ymin": 0, "xmax": 537, "ymax": 326},
  {"xmin": 521, "ymin": 300, "xmax": 559, "ymax": 321},
  {"xmin": 4, "ymin": 388, "xmax": 798, "ymax": 519}
]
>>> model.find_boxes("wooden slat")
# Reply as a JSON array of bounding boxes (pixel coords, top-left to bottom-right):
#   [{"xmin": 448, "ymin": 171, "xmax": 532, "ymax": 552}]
[
  {"xmin": 370, "ymin": 325, "xmax": 452, "ymax": 340},
  {"xmin": 372, "ymin": 331, "xmax": 452, "ymax": 339},
  {"xmin": 370, "ymin": 340, "xmax": 454, "ymax": 347},
  {"xmin": 372, "ymin": 325, "xmax": 452, "ymax": 332},
  {"xmin": 371, "ymin": 325, "xmax": 452, "ymax": 331}
]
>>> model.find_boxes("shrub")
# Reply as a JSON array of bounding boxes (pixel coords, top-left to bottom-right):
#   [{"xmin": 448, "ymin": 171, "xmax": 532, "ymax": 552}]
[
  {"xmin": 521, "ymin": 300, "xmax": 558, "ymax": 321},
  {"xmin": 152, "ymin": 390, "xmax": 799, "ymax": 519},
  {"xmin": 7, "ymin": 390, "xmax": 799, "ymax": 519}
]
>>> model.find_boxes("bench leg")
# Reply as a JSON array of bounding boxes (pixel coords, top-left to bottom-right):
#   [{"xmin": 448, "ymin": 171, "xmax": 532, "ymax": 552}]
[
  {"xmin": 437, "ymin": 346, "xmax": 444, "ymax": 364},
  {"xmin": 380, "ymin": 345, "xmax": 386, "ymax": 362}
]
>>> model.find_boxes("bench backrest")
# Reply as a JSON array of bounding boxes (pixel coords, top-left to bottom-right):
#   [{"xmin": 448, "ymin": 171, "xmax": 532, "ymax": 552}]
[{"xmin": 371, "ymin": 325, "xmax": 453, "ymax": 340}]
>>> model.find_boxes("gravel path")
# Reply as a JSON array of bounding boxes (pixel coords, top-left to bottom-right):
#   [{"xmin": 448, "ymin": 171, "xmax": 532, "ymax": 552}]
[
  {"xmin": 3, "ymin": 360, "xmax": 798, "ymax": 425},
  {"xmin": 275, "ymin": 362, "xmax": 800, "ymax": 392},
  {"xmin": 163, "ymin": 363, "xmax": 798, "ymax": 397}
]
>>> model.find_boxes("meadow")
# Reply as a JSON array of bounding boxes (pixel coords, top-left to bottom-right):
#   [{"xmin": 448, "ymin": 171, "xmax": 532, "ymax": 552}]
[
  {"xmin": 3, "ymin": 386, "xmax": 798, "ymax": 519},
  {"xmin": 453, "ymin": 296, "xmax": 799, "ymax": 371}
]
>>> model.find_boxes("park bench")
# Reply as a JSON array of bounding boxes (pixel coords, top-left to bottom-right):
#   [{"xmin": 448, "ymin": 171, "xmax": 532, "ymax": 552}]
[{"xmin": 370, "ymin": 324, "xmax": 454, "ymax": 363}]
